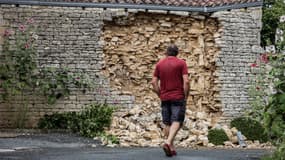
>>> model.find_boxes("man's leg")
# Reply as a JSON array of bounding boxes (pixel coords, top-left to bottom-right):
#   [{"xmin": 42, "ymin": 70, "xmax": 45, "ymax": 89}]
[
  {"xmin": 161, "ymin": 101, "xmax": 171, "ymax": 139},
  {"xmin": 166, "ymin": 100, "xmax": 186, "ymax": 152},
  {"xmin": 166, "ymin": 122, "xmax": 180, "ymax": 150},
  {"xmin": 163, "ymin": 125, "xmax": 170, "ymax": 138},
  {"xmin": 161, "ymin": 101, "xmax": 174, "ymax": 157}
]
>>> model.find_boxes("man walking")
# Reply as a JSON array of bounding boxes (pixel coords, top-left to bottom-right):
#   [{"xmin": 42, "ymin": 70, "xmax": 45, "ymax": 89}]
[{"xmin": 151, "ymin": 44, "xmax": 189, "ymax": 157}]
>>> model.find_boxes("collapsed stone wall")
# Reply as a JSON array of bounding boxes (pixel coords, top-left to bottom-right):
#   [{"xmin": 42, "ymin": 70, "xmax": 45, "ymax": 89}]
[
  {"xmin": 103, "ymin": 12, "xmax": 221, "ymax": 112},
  {"xmin": 103, "ymin": 12, "xmax": 222, "ymax": 147},
  {"xmin": 103, "ymin": 8, "xmax": 263, "ymax": 147}
]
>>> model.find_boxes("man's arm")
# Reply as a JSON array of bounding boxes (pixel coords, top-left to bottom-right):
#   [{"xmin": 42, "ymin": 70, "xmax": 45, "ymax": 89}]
[
  {"xmin": 183, "ymin": 74, "xmax": 189, "ymax": 100},
  {"xmin": 151, "ymin": 76, "xmax": 160, "ymax": 96}
]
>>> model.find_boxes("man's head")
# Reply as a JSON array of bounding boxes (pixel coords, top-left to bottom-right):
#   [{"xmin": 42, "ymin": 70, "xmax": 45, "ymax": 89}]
[{"xmin": 166, "ymin": 44, "xmax": 179, "ymax": 56}]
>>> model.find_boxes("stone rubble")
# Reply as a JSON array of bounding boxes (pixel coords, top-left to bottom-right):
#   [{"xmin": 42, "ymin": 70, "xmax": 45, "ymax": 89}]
[{"xmin": 106, "ymin": 106, "xmax": 272, "ymax": 149}]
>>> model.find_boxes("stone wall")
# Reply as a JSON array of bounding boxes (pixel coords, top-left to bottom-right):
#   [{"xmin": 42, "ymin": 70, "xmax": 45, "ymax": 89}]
[
  {"xmin": 212, "ymin": 7, "xmax": 263, "ymax": 123},
  {"xmin": 0, "ymin": 4, "xmax": 263, "ymax": 146},
  {"xmin": 0, "ymin": 5, "xmax": 134, "ymax": 128}
]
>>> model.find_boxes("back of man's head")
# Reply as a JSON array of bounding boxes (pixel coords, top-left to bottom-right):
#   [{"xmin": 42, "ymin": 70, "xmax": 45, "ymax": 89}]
[{"xmin": 166, "ymin": 44, "xmax": 179, "ymax": 56}]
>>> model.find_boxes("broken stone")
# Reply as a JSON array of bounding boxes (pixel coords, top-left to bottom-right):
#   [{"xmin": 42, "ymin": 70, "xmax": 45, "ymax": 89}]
[{"xmin": 160, "ymin": 22, "xmax": 172, "ymax": 27}]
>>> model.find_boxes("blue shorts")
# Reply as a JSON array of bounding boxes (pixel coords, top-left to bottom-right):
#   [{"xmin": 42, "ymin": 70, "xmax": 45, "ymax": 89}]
[{"xmin": 161, "ymin": 99, "xmax": 186, "ymax": 125}]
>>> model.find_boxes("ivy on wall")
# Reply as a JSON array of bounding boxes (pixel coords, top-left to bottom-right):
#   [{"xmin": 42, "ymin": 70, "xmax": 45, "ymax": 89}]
[{"xmin": 0, "ymin": 18, "xmax": 94, "ymax": 127}]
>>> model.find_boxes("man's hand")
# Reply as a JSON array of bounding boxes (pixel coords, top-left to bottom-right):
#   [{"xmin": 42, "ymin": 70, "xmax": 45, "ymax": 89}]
[{"xmin": 151, "ymin": 76, "xmax": 160, "ymax": 96}]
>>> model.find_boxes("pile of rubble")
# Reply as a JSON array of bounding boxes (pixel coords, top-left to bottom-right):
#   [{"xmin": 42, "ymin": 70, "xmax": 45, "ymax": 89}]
[
  {"xmin": 107, "ymin": 105, "xmax": 215, "ymax": 147},
  {"xmin": 106, "ymin": 105, "xmax": 272, "ymax": 149}
]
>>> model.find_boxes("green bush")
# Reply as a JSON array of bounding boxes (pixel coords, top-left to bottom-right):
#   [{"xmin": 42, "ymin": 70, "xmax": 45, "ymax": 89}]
[
  {"xmin": 38, "ymin": 111, "xmax": 78, "ymax": 130},
  {"xmin": 98, "ymin": 132, "xmax": 120, "ymax": 144},
  {"xmin": 230, "ymin": 117, "xmax": 268, "ymax": 143},
  {"xmin": 262, "ymin": 143, "xmax": 285, "ymax": 160},
  {"xmin": 77, "ymin": 103, "xmax": 115, "ymax": 138},
  {"xmin": 260, "ymin": 0, "xmax": 285, "ymax": 158},
  {"xmin": 208, "ymin": 129, "xmax": 229, "ymax": 145},
  {"xmin": 38, "ymin": 103, "xmax": 115, "ymax": 138}
]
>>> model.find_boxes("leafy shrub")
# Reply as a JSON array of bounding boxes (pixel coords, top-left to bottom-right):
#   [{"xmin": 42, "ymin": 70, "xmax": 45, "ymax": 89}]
[
  {"xmin": 38, "ymin": 112, "xmax": 73, "ymax": 129},
  {"xmin": 38, "ymin": 103, "xmax": 115, "ymax": 138},
  {"xmin": 208, "ymin": 129, "xmax": 229, "ymax": 145},
  {"xmin": 230, "ymin": 117, "xmax": 268, "ymax": 143},
  {"xmin": 106, "ymin": 134, "xmax": 120, "ymax": 144},
  {"xmin": 98, "ymin": 132, "xmax": 120, "ymax": 144},
  {"xmin": 262, "ymin": 53, "xmax": 285, "ymax": 159},
  {"xmin": 77, "ymin": 103, "xmax": 115, "ymax": 137},
  {"xmin": 260, "ymin": 0, "xmax": 285, "ymax": 158},
  {"xmin": 262, "ymin": 143, "xmax": 285, "ymax": 160}
]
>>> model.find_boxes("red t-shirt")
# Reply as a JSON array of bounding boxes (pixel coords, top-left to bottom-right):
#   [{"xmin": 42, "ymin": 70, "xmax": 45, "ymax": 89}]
[{"xmin": 153, "ymin": 56, "xmax": 188, "ymax": 101}]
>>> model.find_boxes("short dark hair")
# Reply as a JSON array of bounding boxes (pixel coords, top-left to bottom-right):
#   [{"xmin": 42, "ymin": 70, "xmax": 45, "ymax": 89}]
[{"xmin": 166, "ymin": 44, "xmax": 179, "ymax": 56}]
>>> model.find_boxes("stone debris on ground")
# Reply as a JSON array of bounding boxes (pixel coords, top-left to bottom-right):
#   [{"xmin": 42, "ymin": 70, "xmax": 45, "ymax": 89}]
[{"xmin": 104, "ymin": 106, "xmax": 272, "ymax": 149}]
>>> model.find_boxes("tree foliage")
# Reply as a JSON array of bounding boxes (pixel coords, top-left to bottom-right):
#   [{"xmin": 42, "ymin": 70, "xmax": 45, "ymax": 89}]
[
  {"xmin": 261, "ymin": 0, "xmax": 285, "ymax": 49},
  {"xmin": 259, "ymin": 0, "xmax": 285, "ymax": 159}
]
